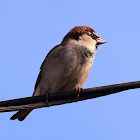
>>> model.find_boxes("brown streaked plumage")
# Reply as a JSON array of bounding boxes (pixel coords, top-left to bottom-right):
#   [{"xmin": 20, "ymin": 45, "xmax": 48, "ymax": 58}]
[{"xmin": 10, "ymin": 26, "xmax": 107, "ymax": 121}]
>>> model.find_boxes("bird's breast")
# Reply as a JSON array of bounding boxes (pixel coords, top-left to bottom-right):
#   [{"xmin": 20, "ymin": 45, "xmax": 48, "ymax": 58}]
[{"xmin": 78, "ymin": 45, "xmax": 95, "ymax": 65}]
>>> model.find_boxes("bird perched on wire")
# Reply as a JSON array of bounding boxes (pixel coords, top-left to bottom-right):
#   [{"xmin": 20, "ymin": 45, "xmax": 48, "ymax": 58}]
[{"xmin": 10, "ymin": 26, "xmax": 107, "ymax": 121}]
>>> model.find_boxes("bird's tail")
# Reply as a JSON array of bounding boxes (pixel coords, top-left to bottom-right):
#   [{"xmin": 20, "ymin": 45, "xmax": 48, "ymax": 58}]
[
  {"xmin": 10, "ymin": 109, "xmax": 33, "ymax": 121},
  {"xmin": 10, "ymin": 86, "xmax": 40, "ymax": 121}
]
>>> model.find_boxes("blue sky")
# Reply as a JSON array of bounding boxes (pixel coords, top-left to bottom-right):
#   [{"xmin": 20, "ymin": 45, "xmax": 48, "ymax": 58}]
[{"xmin": 0, "ymin": 0, "xmax": 140, "ymax": 140}]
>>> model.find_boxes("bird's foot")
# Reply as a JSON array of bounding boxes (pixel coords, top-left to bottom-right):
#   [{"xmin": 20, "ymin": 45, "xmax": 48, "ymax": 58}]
[
  {"xmin": 45, "ymin": 93, "xmax": 49, "ymax": 107},
  {"xmin": 45, "ymin": 93, "xmax": 53, "ymax": 107},
  {"xmin": 75, "ymin": 87, "xmax": 83, "ymax": 101}
]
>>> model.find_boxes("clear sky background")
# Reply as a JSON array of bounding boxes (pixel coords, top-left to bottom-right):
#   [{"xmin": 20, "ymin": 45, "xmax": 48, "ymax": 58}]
[{"xmin": 0, "ymin": 0, "xmax": 140, "ymax": 140}]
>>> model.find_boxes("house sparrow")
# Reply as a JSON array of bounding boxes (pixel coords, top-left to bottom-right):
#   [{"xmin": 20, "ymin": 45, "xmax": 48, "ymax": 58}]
[{"xmin": 10, "ymin": 26, "xmax": 107, "ymax": 121}]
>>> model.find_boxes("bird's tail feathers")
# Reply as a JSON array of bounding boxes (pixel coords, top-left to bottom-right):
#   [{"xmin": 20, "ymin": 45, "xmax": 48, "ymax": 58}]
[{"xmin": 10, "ymin": 109, "xmax": 33, "ymax": 121}]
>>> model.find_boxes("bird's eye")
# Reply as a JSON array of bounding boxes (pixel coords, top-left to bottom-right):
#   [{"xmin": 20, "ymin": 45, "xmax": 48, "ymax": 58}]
[
  {"xmin": 90, "ymin": 33, "xmax": 94, "ymax": 38},
  {"xmin": 89, "ymin": 33, "xmax": 98, "ymax": 40}
]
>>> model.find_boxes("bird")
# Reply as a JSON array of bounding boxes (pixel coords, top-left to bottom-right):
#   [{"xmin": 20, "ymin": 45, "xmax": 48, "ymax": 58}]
[{"xmin": 10, "ymin": 26, "xmax": 107, "ymax": 121}]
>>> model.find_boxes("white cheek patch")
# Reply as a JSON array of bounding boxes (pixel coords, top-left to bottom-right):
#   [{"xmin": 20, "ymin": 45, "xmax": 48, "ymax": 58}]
[
  {"xmin": 79, "ymin": 35, "xmax": 97, "ymax": 47},
  {"xmin": 68, "ymin": 37, "xmax": 97, "ymax": 54}
]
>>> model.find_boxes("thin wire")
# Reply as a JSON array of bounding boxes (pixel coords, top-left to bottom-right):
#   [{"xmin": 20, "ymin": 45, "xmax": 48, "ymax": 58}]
[{"xmin": 0, "ymin": 81, "xmax": 140, "ymax": 113}]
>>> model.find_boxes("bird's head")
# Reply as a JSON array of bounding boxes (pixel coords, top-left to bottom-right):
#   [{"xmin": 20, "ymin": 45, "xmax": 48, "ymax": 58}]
[{"xmin": 62, "ymin": 26, "xmax": 107, "ymax": 50}]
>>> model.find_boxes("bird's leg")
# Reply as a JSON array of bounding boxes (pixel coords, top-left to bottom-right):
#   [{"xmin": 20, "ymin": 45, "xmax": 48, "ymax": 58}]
[
  {"xmin": 45, "ymin": 92, "xmax": 53, "ymax": 107},
  {"xmin": 75, "ymin": 87, "xmax": 83, "ymax": 101},
  {"xmin": 45, "ymin": 93, "xmax": 49, "ymax": 107}
]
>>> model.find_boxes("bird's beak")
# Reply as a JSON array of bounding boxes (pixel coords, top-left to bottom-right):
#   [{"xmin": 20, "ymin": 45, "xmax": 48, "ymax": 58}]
[{"xmin": 96, "ymin": 37, "xmax": 107, "ymax": 45}]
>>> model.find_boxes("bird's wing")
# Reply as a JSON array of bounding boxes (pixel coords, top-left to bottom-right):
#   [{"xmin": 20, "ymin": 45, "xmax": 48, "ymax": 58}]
[
  {"xmin": 34, "ymin": 45, "xmax": 60, "ymax": 91},
  {"xmin": 33, "ymin": 44, "xmax": 78, "ymax": 94}
]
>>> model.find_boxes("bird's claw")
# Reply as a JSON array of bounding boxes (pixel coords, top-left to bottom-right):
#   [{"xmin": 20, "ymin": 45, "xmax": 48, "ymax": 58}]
[
  {"xmin": 45, "ymin": 93, "xmax": 49, "ymax": 107},
  {"xmin": 75, "ymin": 87, "xmax": 83, "ymax": 101}
]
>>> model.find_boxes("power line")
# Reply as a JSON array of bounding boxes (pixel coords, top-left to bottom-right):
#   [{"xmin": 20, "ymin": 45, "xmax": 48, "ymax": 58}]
[{"xmin": 0, "ymin": 81, "xmax": 140, "ymax": 112}]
